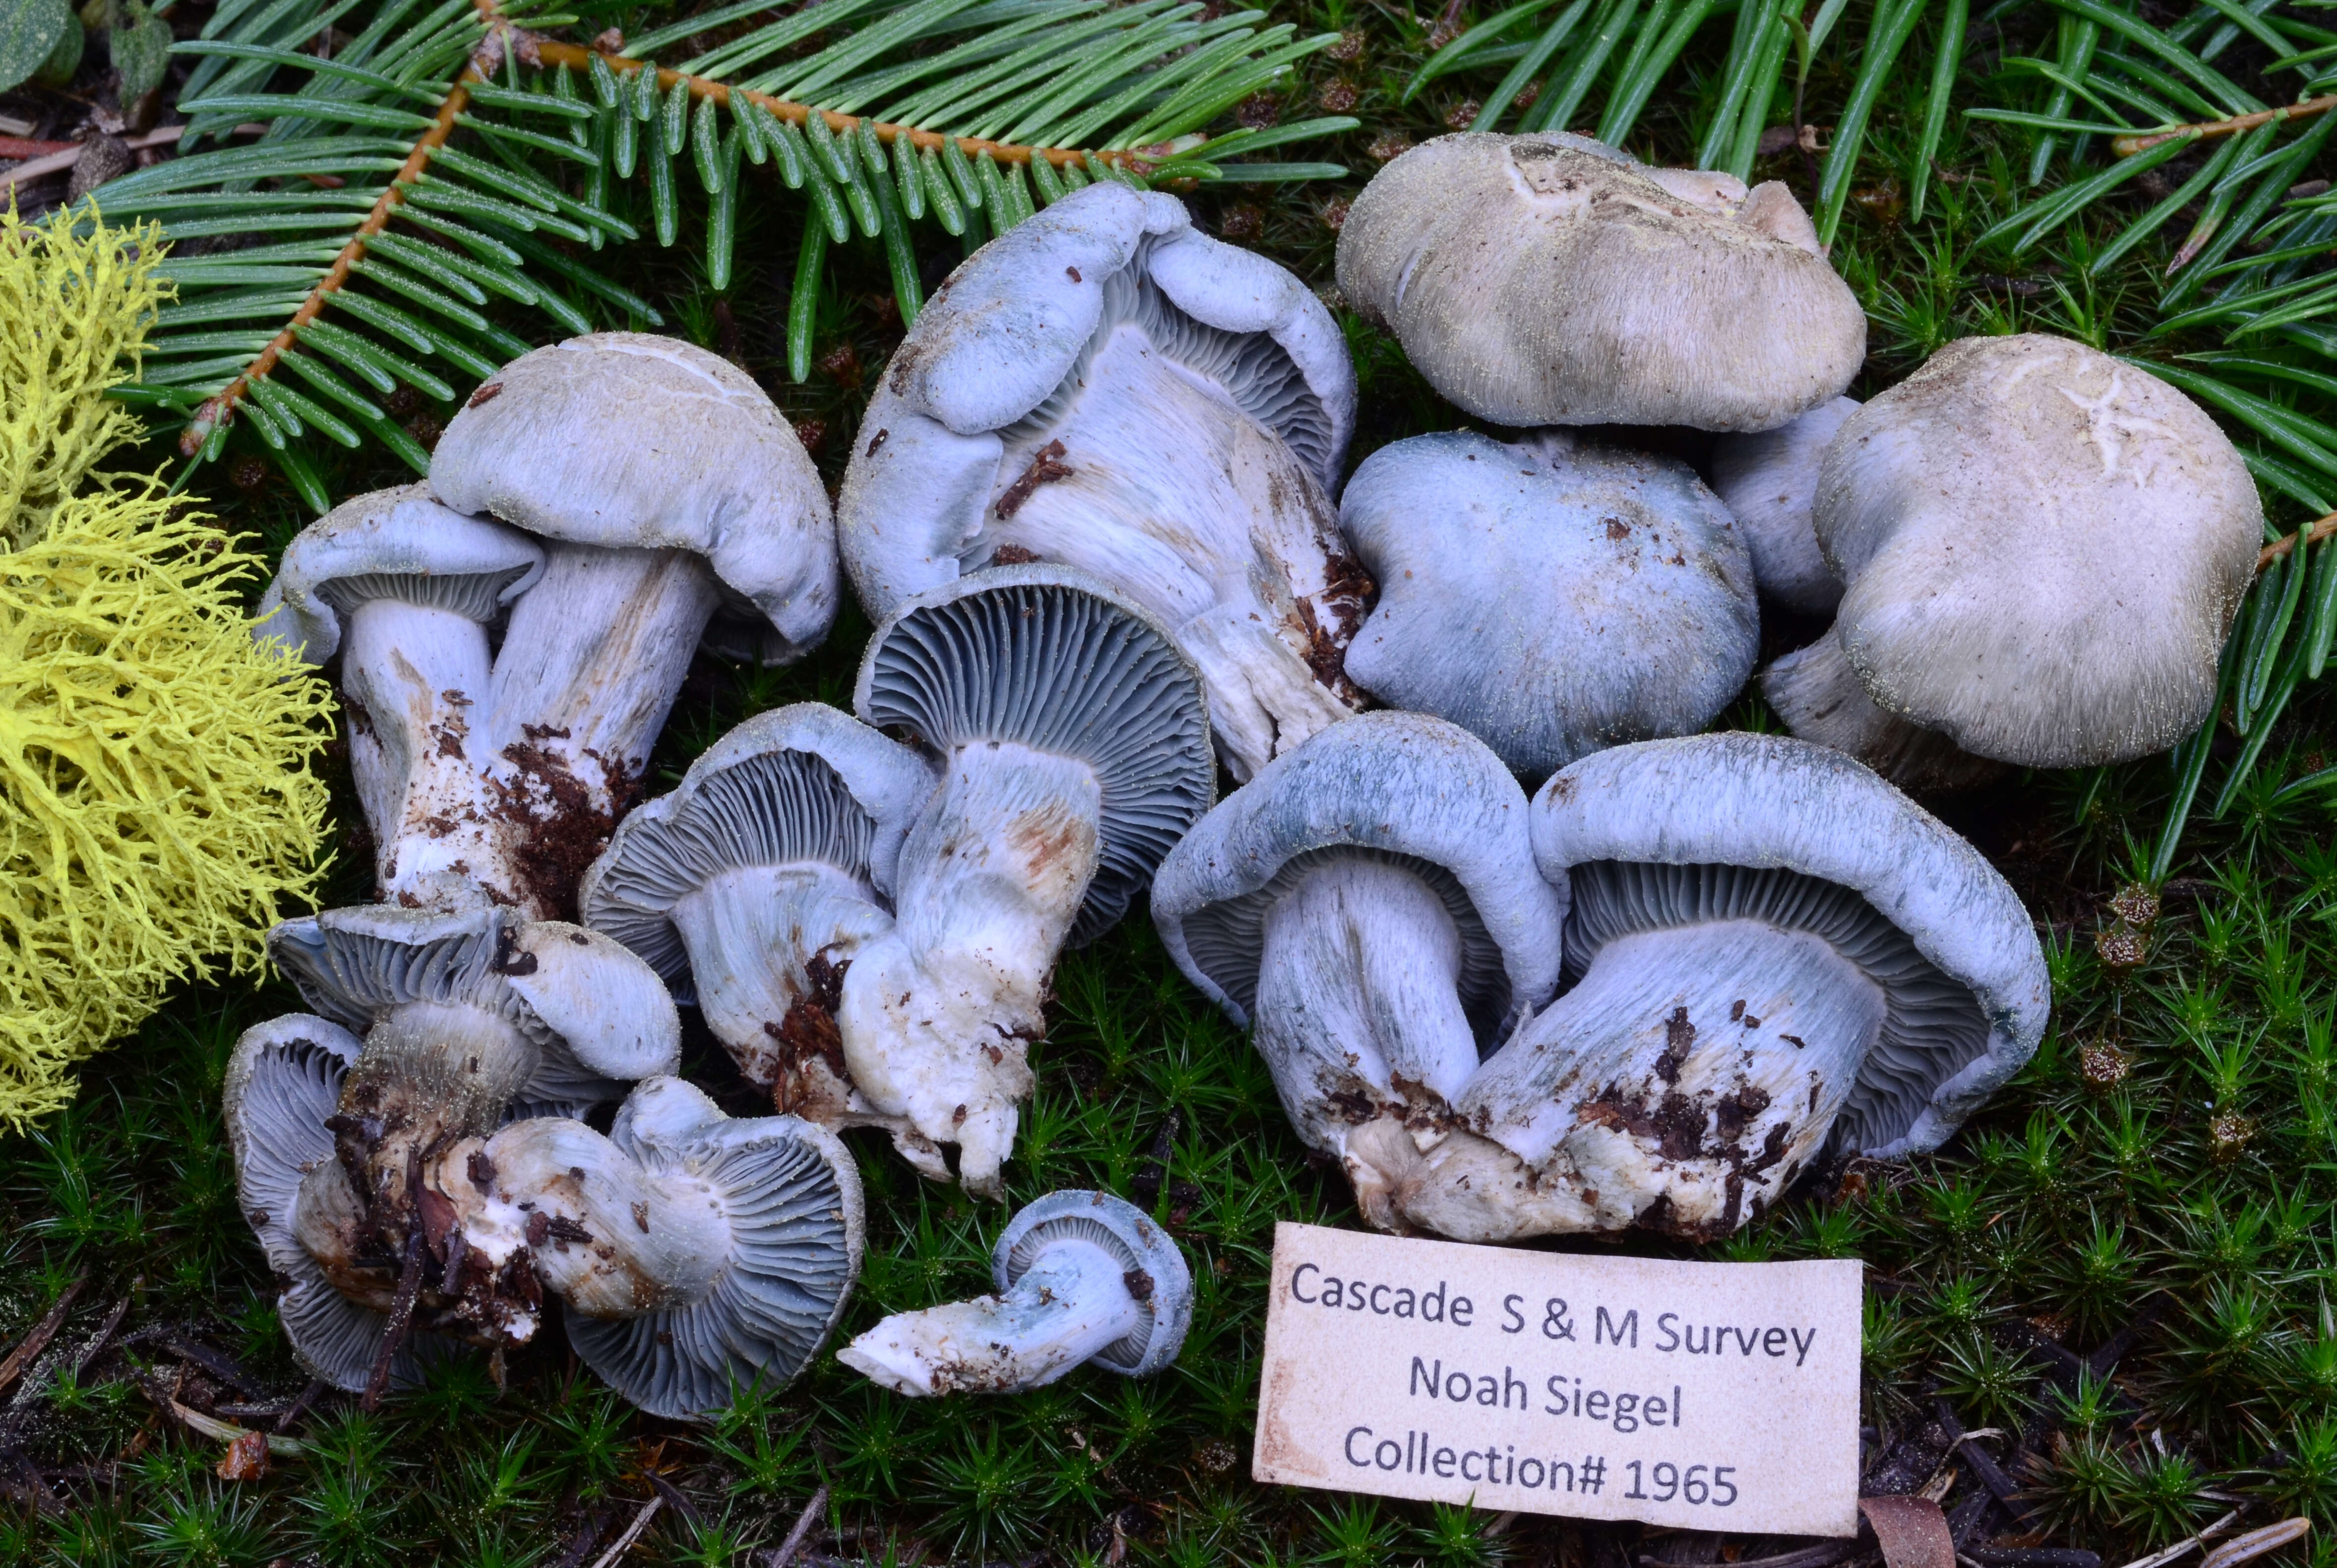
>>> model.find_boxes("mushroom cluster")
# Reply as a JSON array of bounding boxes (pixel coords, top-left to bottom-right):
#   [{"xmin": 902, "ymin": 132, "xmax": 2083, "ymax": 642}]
[{"xmin": 229, "ymin": 130, "xmax": 2272, "ymax": 1412}]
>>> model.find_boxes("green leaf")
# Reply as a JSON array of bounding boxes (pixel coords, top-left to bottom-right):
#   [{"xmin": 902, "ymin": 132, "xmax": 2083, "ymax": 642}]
[
  {"xmin": 0, "ymin": 0, "xmax": 73, "ymax": 94},
  {"xmin": 111, "ymin": 0, "xmax": 171, "ymax": 100}
]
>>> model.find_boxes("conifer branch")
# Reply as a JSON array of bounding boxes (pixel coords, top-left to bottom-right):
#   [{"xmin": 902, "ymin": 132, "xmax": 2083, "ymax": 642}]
[
  {"xmin": 176, "ymin": 0, "xmax": 515, "ymax": 456},
  {"xmin": 2114, "ymin": 98, "xmax": 2334, "ymax": 156}
]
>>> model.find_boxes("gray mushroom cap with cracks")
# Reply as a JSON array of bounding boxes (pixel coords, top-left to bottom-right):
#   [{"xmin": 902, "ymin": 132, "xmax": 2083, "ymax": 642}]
[
  {"xmin": 251, "ymin": 484, "xmax": 545, "ymax": 912},
  {"xmin": 840, "ymin": 1190, "xmax": 1190, "ymax": 1396},
  {"xmin": 442, "ymin": 1076, "xmax": 864, "ymax": 1421},
  {"xmin": 1763, "ymin": 335, "xmax": 2263, "ymax": 782},
  {"xmin": 842, "ymin": 564, "xmax": 1215, "ymax": 1199},
  {"xmin": 838, "ymin": 181, "xmax": 1365, "ymax": 782},
  {"xmin": 1709, "ymin": 396, "xmax": 1860, "ymax": 616},
  {"xmin": 1150, "ymin": 711, "xmax": 1565, "ymax": 1236},
  {"xmin": 1336, "ymin": 133, "xmax": 1866, "ymax": 431},
  {"xmin": 579, "ymin": 702, "xmax": 935, "ymax": 1129},
  {"xmin": 1409, "ymin": 732, "xmax": 2047, "ymax": 1243},
  {"xmin": 1339, "ymin": 429, "xmax": 1757, "ymax": 782}
]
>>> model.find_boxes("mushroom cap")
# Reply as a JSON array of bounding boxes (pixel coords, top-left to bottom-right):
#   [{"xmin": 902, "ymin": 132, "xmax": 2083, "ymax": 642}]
[
  {"xmin": 428, "ymin": 332, "xmax": 839, "ymax": 664},
  {"xmin": 1709, "ymin": 395, "xmax": 1859, "ymax": 615},
  {"xmin": 564, "ymin": 1077, "xmax": 865, "ymax": 1420},
  {"xmin": 223, "ymin": 1015, "xmax": 441, "ymax": 1391},
  {"xmin": 1340, "ymin": 430, "xmax": 1757, "ymax": 780},
  {"xmin": 853, "ymin": 563, "xmax": 1215, "ymax": 944},
  {"xmin": 252, "ymin": 482, "xmax": 544, "ymax": 665},
  {"xmin": 1151, "ymin": 711, "xmax": 1564, "ymax": 1041},
  {"xmin": 1813, "ymin": 334, "xmax": 2263, "ymax": 767},
  {"xmin": 838, "ymin": 180, "xmax": 1355, "ymax": 619},
  {"xmin": 268, "ymin": 904, "xmax": 681, "ymax": 1098},
  {"xmin": 579, "ymin": 703, "xmax": 936, "ymax": 992},
  {"xmin": 1529, "ymin": 732, "xmax": 2049, "ymax": 1157},
  {"xmin": 1336, "ymin": 134, "xmax": 1866, "ymax": 431},
  {"xmin": 992, "ymin": 1190, "xmax": 1190, "ymax": 1378}
]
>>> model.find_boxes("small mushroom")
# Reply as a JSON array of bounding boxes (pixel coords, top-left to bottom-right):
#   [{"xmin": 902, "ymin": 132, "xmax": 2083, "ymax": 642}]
[
  {"xmin": 841, "ymin": 565, "xmax": 1215, "ymax": 1198},
  {"xmin": 1762, "ymin": 335, "xmax": 2262, "ymax": 783},
  {"xmin": 1150, "ymin": 712, "xmax": 1566, "ymax": 1233},
  {"xmin": 259, "ymin": 334, "xmax": 837, "ymax": 916},
  {"xmin": 1381, "ymin": 732, "xmax": 2047, "ymax": 1243},
  {"xmin": 1337, "ymin": 133, "xmax": 1865, "ymax": 431},
  {"xmin": 1709, "ymin": 396, "xmax": 1860, "ymax": 615},
  {"xmin": 840, "ymin": 1190, "xmax": 1189, "ymax": 1396},
  {"xmin": 840, "ymin": 181, "xmax": 1364, "ymax": 781},
  {"xmin": 579, "ymin": 703, "xmax": 934, "ymax": 1136},
  {"xmin": 237, "ymin": 904, "xmax": 681, "ymax": 1376},
  {"xmin": 1339, "ymin": 429, "xmax": 1757, "ymax": 780},
  {"xmin": 440, "ymin": 1076, "xmax": 864, "ymax": 1420},
  {"xmin": 251, "ymin": 484, "xmax": 544, "ymax": 912}
]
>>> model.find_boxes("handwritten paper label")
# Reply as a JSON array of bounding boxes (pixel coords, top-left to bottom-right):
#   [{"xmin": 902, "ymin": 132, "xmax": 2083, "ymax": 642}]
[{"xmin": 1253, "ymin": 1223, "xmax": 1861, "ymax": 1537}]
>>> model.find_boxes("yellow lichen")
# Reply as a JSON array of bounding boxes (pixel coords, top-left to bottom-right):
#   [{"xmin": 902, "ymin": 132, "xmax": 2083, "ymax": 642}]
[
  {"xmin": 0, "ymin": 200, "xmax": 168, "ymax": 551},
  {"xmin": 0, "ymin": 206, "xmax": 333, "ymax": 1128}
]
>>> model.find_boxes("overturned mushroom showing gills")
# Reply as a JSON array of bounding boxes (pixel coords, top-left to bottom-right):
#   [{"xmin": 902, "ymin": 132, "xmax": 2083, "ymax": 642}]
[
  {"xmin": 443, "ymin": 1076, "xmax": 863, "ymax": 1420},
  {"xmin": 225, "ymin": 1015, "xmax": 446, "ymax": 1391},
  {"xmin": 1439, "ymin": 732, "xmax": 2046, "ymax": 1242},
  {"xmin": 1151, "ymin": 712, "xmax": 1566, "ymax": 1234},
  {"xmin": 1763, "ymin": 335, "xmax": 2261, "ymax": 784},
  {"xmin": 840, "ymin": 181, "xmax": 1364, "ymax": 780},
  {"xmin": 1340, "ymin": 429, "xmax": 1756, "ymax": 781},
  {"xmin": 844, "ymin": 565, "xmax": 1214, "ymax": 1199},
  {"xmin": 235, "ymin": 904, "xmax": 680, "ymax": 1387},
  {"xmin": 1709, "ymin": 396, "xmax": 1859, "ymax": 616},
  {"xmin": 256, "ymin": 333, "xmax": 837, "ymax": 917},
  {"xmin": 1337, "ymin": 133, "xmax": 1865, "ymax": 431},
  {"xmin": 580, "ymin": 703, "xmax": 933, "ymax": 1130},
  {"xmin": 841, "ymin": 1190, "xmax": 1189, "ymax": 1395}
]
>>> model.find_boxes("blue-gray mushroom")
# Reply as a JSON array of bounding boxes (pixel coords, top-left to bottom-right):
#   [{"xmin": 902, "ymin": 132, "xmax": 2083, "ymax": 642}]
[
  {"xmin": 580, "ymin": 703, "xmax": 934, "ymax": 1146},
  {"xmin": 1709, "ymin": 395, "xmax": 1859, "ymax": 615},
  {"xmin": 1763, "ymin": 335, "xmax": 2262, "ymax": 785},
  {"xmin": 841, "ymin": 1190, "xmax": 1189, "ymax": 1395},
  {"xmin": 1340, "ymin": 429, "xmax": 1757, "ymax": 781},
  {"xmin": 1432, "ymin": 733, "xmax": 2048, "ymax": 1242},
  {"xmin": 840, "ymin": 182, "xmax": 1364, "ymax": 782},
  {"xmin": 224, "ymin": 904, "xmax": 681, "ymax": 1389},
  {"xmin": 842, "ymin": 565, "xmax": 1215, "ymax": 1199},
  {"xmin": 1151, "ymin": 712, "xmax": 1565, "ymax": 1234},
  {"xmin": 443, "ymin": 1076, "xmax": 863, "ymax": 1420},
  {"xmin": 259, "ymin": 334, "xmax": 837, "ymax": 916},
  {"xmin": 1337, "ymin": 133, "xmax": 1864, "ymax": 431}
]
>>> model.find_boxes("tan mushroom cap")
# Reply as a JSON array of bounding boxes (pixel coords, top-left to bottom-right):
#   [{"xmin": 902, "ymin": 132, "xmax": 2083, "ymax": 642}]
[
  {"xmin": 1336, "ymin": 133, "xmax": 1866, "ymax": 431},
  {"xmin": 1779, "ymin": 334, "xmax": 2262, "ymax": 769}
]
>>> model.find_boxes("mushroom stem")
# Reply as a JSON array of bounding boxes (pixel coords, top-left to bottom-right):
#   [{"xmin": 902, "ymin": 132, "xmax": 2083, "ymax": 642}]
[
  {"xmin": 839, "ymin": 1235, "xmax": 1145, "ymax": 1395},
  {"xmin": 341, "ymin": 600, "xmax": 501, "ymax": 908},
  {"xmin": 839, "ymin": 742, "xmax": 1101, "ymax": 1199},
  {"xmin": 668, "ymin": 864, "xmax": 894, "ymax": 1114},
  {"xmin": 480, "ymin": 544, "xmax": 724, "ymax": 914},
  {"xmin": 444, "ymin": 1115, "xmax": 731, "ymax": 1320},
  {"xmin": 1456, "ymin": 919, "xmax": 1886, "ymax": 1238},
  {"xmin": 1250, "ymin": 857, "xmax": 1481, "ymax": 1163},
  {"xmin": 292, "ymin": 1001, "xmax": 538, "ymax": 1310}
]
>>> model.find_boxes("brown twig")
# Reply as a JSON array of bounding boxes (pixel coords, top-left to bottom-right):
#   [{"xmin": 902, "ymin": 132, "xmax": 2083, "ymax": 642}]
[
  {"xmin": 586, "ymin": 1494, "xmax": 663, "ymax": 1568},
  {"xmin": 2116, "ymin": 97, "xmax": 2335, "ymax": 156},
  {"xmin": 530, "ymin": 39, "xmax": 1163, "ymax": 171},
  {"xmin": 767, "ymin": 1485, "xmax": 830, "ymax": 1568},
  {"xmin": 0, "ymin": 123, "xmax": 233, "ymax": 196},
  {"xmin": 0, "ymin": 1276, "xmax": 86, "ymax": 1401},
  {"xmin": 363, "ymin": 1224, "xmax": 427, "ymax": 1411},
  {"xmin": 2257, "ymin": 511, "xmax": 2337, "ymax": 572}
]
